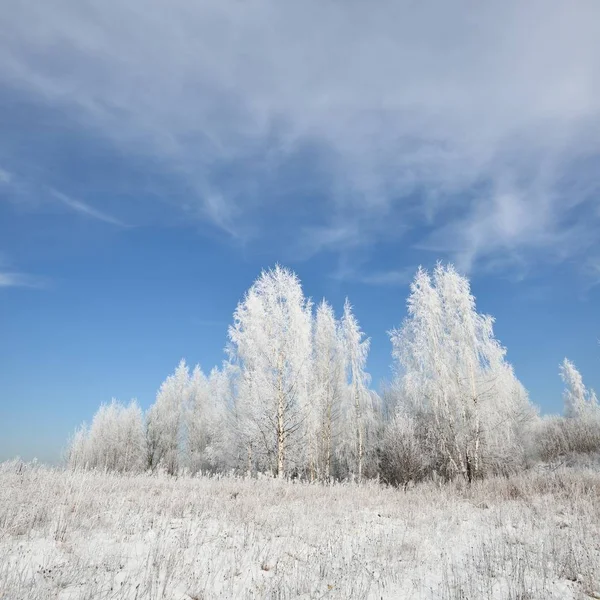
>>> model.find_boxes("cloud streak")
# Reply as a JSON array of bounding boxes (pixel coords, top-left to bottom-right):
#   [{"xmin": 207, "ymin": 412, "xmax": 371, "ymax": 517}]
[
  {"xmin": 0, "ymin": 272, "xmax": 46, "ymax": 289},
  {"xmin": 0, "ymin": 167, "xmax": 12, "ymax": 184},
  {"xmin": 354, "ymin": 269, "xmax": 415, "ymax": 287},
  {"xmin": 0, "ymin": 0, "xmax": 599, "ymax": 276},
  {"xmin": 49, "ymin": 189, "xmax": 125, "ymax": 227}
]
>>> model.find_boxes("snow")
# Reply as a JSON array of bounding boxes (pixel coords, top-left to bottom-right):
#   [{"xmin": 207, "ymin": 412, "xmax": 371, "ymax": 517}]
[{"xmin": 1, "ymin": 461, "xmax": 599, "ymax": 599}]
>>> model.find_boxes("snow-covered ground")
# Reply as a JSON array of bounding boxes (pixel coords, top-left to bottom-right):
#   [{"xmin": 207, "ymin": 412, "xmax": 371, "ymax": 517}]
[{"xmin": 1, "ymin": 461, "xmax": 599, "ymax": 599}]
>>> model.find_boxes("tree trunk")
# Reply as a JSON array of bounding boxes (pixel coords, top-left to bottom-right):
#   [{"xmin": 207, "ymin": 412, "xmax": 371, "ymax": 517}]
[
  {"xmin": 324, "ymin": 402, "xmax": 332, "ymax": 482},
  {"xmin": 466, "ymin": 452, "xmax": 473, "ymax": 484},
  {"xmin": 469, "ymin": 362, "xmax": 481, "ymax": 480},
  {"xmin": 355, "ymin": 386, "xmax": 363, "ymax": 483},
  {"xmin": 277, "ymin": 353, "xmax": 285, "ymax": 478},
  {"xmin": 277, "ymin": 406, "xmax": 285, "ymax": 479}
]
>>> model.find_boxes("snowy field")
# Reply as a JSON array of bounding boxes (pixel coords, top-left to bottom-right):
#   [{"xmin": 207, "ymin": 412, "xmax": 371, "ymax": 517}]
[{"xmin": 1, "ymin": 461, "xmax": 599, "ymax": 600}]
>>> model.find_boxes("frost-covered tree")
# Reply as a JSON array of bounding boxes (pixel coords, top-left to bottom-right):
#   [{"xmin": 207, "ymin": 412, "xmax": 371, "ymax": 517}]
[
  {"xmin": 118, "ymin": 400, "xmax": 147, "ymax": 472},
  {"xmin": 68, "ymin": 399, "xmax": 145, "ymax": 472},
  {"xmin": 66, "ymin": 424, "xmax": 89, "ymax": 470},
  {"xmin": 186, "ymin": 363, "xmax": 234, "ymax": 473},
  {"xmin": 228, "ymin": 265, "xmax": 313, "ymax": 478},
  {"xmin": 186, "ymin": 364, "xmax": 210, "ymax": 473},
  {"xmin": 560, "ymin": 358, "xmax": 598, "ymax": 419},
  {"xmin": 534, "ymin": 359, "xmax": 600, "ymax": 462},
  {"xmin": 340, "ymin": 299, "xmax": 374, "ymax": 482},
  {"xmin": 146, "ymin": 359, "xmax": 190, "ymax": 474},
  {"xmin": 479, "ymin": 361, "xmax": 537, "ymax": 473},
  {"xmin": 390, "ymin": 263, "xmax": 534, "ymax": 481},
  {"xmin": 312, "ymin": 300, "xmax": 346, "ymax": 481},
  {"xmin": 207, "ymin": 362, "xmax": 239, "ymax": 471}
]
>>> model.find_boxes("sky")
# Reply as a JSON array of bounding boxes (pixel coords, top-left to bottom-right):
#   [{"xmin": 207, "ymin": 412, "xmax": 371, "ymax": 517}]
[{"xmin": 1, "ymin": 0, "xmax": 599, "ymax": 463}]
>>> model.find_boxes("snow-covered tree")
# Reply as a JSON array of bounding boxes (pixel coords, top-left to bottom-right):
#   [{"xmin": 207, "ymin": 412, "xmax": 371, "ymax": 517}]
[
  {"xmin": 66, "ymin": 424, "xmax": 89, "ymax": 470},
  {"xmin": 534, "ymin": 359, "xmax": 600, "ymax": 462},
  {"xmin": 68, "ymin": 399, "xmax": 145, "ymax": 472},
  {"xmin": 312, "ymin": 300, "xmax": 346, "ymax": 481},
  {"xmin": 186, "ymin": 364, "xmax": 210, "ymax": 473},
  {"xmin": 228, "ymin": 265, "xmax": 313, "ymax": 478},
  {"xmin": 560, "ymin": 358, "xmax": 598, "ymax": 419},
  {"xmin": 118, "ymin": 400, "xmax": 147, "ymax": 472},
  {"xmin": 146, "ymin": 359, "xmax": 190, "ymax": 474},
  {"xmin": 390, "ymin": 263, "xmax": 534, "ymax": 481},
  {"xmin": 186, "ymin": 363, "xmax": 234, "ymax": 474},
  {"xmin": 206, "ymin": 363, "xmax": 239, "ymax": 471},
  {"xmin": 340, "ymin": 299, "xmax": 374, "ymax": 482},
  {"xmin": 479, "ymin": 362, "xmax": 537, "ymax": 473}
]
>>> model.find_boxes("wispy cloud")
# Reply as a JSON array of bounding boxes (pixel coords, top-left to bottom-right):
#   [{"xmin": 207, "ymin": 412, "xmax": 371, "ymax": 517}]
[
  {"xmin": 0, "ymin": 167, "xmax": 12, "ymax": 184},
  {"xmin": 0, "ymin": 1, "xmax": 599, "ymax": 277},
  {"xmin": 356, "ymin": 269, "xmax": 415, "ymax": 287},
  {"xmin": 49, "ymin": 189, "xmax": 125, "ymax": 227},
  {"xmin": 583, "ymin": 258, "xmax": 600, "ymax": 290},
  {"xmin": 0, "ymin": 272, "xmax": 46, "ymax": 289},
  {"xmin": 332, "ymin": 263, "xmax": 415, "ymax": 287}
]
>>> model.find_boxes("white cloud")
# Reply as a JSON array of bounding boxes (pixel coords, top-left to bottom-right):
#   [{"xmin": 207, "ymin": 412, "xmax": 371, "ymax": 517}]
[
  {"xmin": 0, "ymin": 0, "xmax": 599, "ymax": 275},
  {"xmin": 356, "ymin": 269, "xmax": 415, "ymax": 287},
  {"xmin": 0, "ymin": 169, "xmax": 126, "ymax": 225},
  {"xmin": 0, "ymin": 255, "xmax": 46, "ymax": 289},
  {"xmin": 0, "ymin": 167, "xmax": 12, "ymax": 184},
  {"xmin": 0, "ymin": 272, "xmax": 46, "ymax": 288},
  {"xmin": 583, "ymin": 258, "xmax": 600, "ymax": 290},
  {"xmin": 342, "ymin": 268, "xmax": 415, "ymax": 287},
  {"xmin": 49, "ymin": 189, "xmax": 125, "ymax": 226}
]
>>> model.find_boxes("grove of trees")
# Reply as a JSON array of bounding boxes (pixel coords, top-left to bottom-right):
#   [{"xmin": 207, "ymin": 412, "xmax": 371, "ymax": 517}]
[{"xmin": 67, "ymin": 264, "xmax": 600, "ymax": 483}]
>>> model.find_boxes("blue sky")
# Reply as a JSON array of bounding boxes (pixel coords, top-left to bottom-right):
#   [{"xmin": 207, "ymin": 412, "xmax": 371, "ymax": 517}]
[{"xmin": 1, "ymin": 0, "xmax": 600, "ymax": 463}]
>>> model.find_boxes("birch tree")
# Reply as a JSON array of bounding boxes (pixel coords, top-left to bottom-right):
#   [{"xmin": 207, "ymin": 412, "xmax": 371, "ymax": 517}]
[
  {"xmin": 560, "ymin": 358, "xmax": 599, "ymax": 419},
  {"xmin": 340, "ymin": 298, "xmax": 373, "ymax": 482},
  {"xmin": 186, "ymin": 364, "xmax": 210, "ymax": 473},
  {"xmin": 68, "ymin": 399, "xmax": 145, "ymax": 472},
  {"xmin": 146, "ymin": 359, "xmax": 190, "ymax": 474},
  {"xmin": 228, "ymin": 265, "xmax": 313, "ymax": 478},
  {"xmin": 118, "ymin": 400, "xmax": 147, "ymax": 472},
  {"xmin": 313, "ymin": 300, "xmax": 346, "ymax": 481},
  {"xmin": 390, "ymin": 263, "xmax": 533, "ymax": 481},
  {"xmin": 187, "ymin": 363, "xmax": 235, "ymax": 473},
  {"xmin": 206, "ymin": 363, "xmax": 238, "ymax": 471}
]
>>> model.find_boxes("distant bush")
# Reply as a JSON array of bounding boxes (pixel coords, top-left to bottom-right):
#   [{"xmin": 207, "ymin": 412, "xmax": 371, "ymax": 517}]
[{"xmin": 534, "ymin": 413, "xmax": 600, "ymax": 462}]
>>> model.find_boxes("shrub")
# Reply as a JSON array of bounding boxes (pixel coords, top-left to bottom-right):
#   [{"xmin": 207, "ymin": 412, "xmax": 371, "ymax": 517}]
[{"xmin": 534, "ymin": 414, "xmax": 600, "ymax": 462}]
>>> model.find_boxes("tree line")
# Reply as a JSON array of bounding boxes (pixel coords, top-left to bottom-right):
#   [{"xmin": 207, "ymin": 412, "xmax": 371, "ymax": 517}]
[{"xmin": 67, "ymin": 264, "xmax": 600, "ymax": 483}]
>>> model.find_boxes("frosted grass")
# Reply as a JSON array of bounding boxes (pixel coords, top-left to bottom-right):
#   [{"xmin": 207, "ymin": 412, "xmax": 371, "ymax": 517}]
[{"xmin": 1, "ymin": 460, "xmax": 599, "ymax": 599}]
